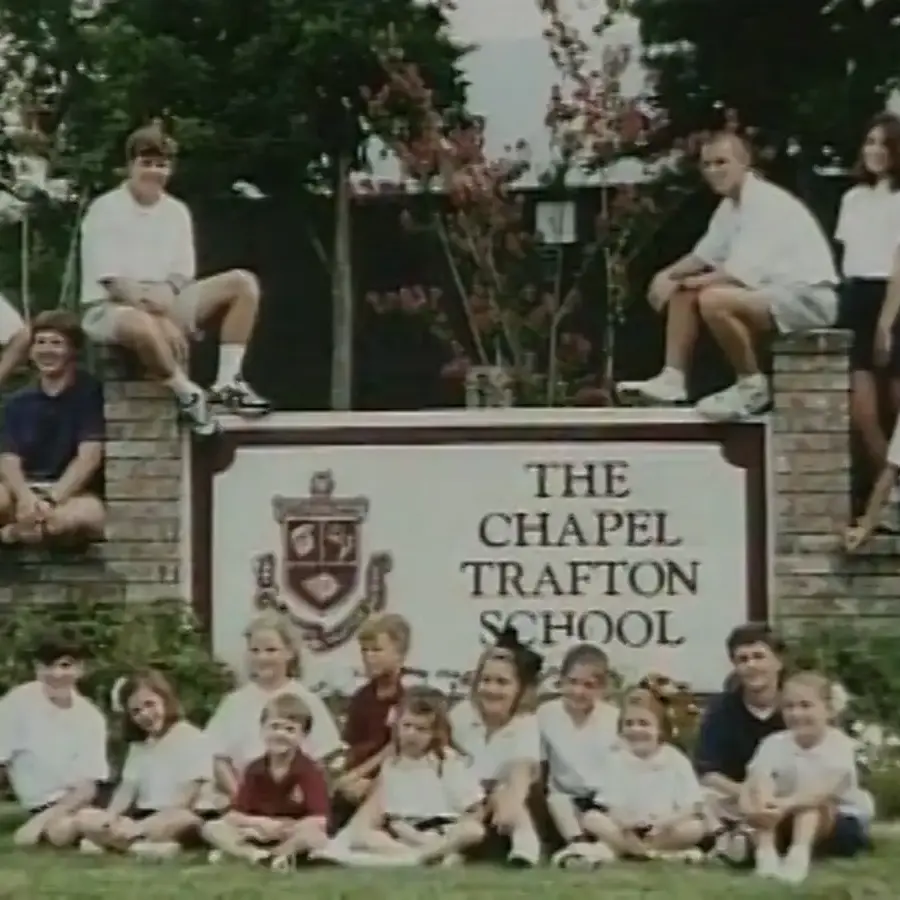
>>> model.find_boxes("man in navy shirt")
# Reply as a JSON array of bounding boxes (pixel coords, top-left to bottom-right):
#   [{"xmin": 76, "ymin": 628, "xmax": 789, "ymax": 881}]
[
  {"xmin": 0, "ymin": 311, "xmax": 105, "ymax": 544},
  {"xmin": 694, "ymin": 623, "xmax": 786, "ymax": 822}
]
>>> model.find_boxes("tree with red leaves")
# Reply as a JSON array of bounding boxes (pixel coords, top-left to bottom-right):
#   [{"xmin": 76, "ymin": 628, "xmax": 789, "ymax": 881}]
[{"xmin": 361, "ymin": 0, "xmax": 683, "ymax": 406}]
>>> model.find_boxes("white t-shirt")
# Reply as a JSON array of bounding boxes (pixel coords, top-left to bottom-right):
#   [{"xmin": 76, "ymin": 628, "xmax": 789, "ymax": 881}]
[
  {"xmin": 204, "ymin": 680, "xmax": 342, "ymax": 770},
  {"xmin": 0, "ymin": 681, "xmax": 109, "ymax": 810},
  {"xmin": 449, "ymin": 700, "xmax": 541, "ymax": 783},
  {"xmin": 835, "ymin": 184, "xmax": 900, "ymax": 279},
  {"xmin": 598, "ymin": 743, "xmax": 703, "ymax": 826},
  {"xmin": 693, "ymin": 172, "xmax": 837, "ymax": 290},
  {"xmin": 379, "ymin": 752, "xmax": 483, "ymax": 820},
  {"xmin": 79, "ymin": 185, "xmax": 195, "ymax": 305},
  {"xmin": 538, "ymin": 698, "xmax": 620, "ymax": 796},
  {"xmin": 121, "ymin": 720, "xmax": 215, "ymax": 812},
  {"xmin": 747, "ymin": 727, "xmax": 868, "ymax": 819}
]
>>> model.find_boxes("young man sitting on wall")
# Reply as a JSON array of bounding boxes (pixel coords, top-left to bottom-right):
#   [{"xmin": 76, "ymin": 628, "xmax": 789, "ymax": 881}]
[
  {"xmin": 79, "ymin": 122, "xmax": 269, "ymax": 437},
  {"xmin": 0, "ymin": 311, "xmax": 105, "ymax": 545}
]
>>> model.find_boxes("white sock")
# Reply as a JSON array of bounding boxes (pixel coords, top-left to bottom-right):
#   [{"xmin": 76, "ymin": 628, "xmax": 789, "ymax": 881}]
[
  {"xmin": 215, "ymin": 344, "xmax": 245, "ymax": 386},
  {"xmin": 738, "ymin": 372, "xmax": 767, "ymax": 388},
  {"xmin": 164, "ymin": 370, "xmax": 201, "ymax": 401},
  {"xmin": 661, "ymin": 365, "xmax": 685, "ymax": 386},
  {"xmin": 510, "ymin": 819, "xmax": 541, "ymax": 864}
]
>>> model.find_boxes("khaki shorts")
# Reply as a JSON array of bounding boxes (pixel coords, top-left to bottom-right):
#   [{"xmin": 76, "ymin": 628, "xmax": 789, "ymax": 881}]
[{"xmin": 81, "ymin": 282, "xmax": 203, "ymax": 343}]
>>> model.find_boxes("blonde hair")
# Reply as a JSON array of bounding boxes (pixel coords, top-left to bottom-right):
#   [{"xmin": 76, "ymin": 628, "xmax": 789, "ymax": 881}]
[
  {"xmin": 470, "ymin": 646, "xmax": 537, "ymax": 719},
  {"xmin": 783, "ymin": 670, "xmax": 835, "ymax": 718},
  {"xmin": 358, "ymin": 613, "xmax": 411, "ymax": 654},
  {"xmin": 620, "ymin": 687, "xmax": 671, "ymax": 742},
  {"xmin": 261, "ymin": 692, "xmax": 312, "ymax": 734},
  {"xmin": 243, "ymin": 612, "xmax": 303, "ymax": 678}
]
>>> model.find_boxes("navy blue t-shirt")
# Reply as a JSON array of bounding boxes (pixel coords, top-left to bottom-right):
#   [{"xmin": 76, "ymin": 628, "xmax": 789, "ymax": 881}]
[
  {"xmin": 0, "ymin": 372, "xmax": 104, "ymax": 485},
  {"xmin": 694, "ymin": 689, "xmax": 785, "ymax": 783}
]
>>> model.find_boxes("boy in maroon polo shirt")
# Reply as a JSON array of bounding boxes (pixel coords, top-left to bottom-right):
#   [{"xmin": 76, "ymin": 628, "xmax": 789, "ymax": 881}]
[
  {"xmin": 334, "ymin": 614, "xmax": 411, "ymax": 811},
  {"xmin": 201, "ymin": 693, "xmax": 329, "ymax": 869}
]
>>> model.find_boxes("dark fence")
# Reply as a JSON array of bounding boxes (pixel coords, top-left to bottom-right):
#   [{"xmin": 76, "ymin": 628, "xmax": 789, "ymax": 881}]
[{"xmin": 187, "ymin": 171, "xmax": 853, "ymax": 413}]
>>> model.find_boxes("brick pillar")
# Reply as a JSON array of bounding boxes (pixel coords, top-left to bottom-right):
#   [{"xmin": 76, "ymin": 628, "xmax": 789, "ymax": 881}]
[
  {"xmin": 102, "ymin": 355, "xmax": 185, "ymax": 602},
  {"xmin": 772, "ymin": 328, "xmax": 868, "ymax": 633}
]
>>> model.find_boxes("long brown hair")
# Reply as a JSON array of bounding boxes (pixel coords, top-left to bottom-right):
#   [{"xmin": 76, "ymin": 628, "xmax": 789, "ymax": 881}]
[
  {"xmin": 853, "ymin": 112, "xmax": 900, "ymax": 189},
  {"xmin": 119, "ymin": 669, "xmax": 183, "ymax": 743}
]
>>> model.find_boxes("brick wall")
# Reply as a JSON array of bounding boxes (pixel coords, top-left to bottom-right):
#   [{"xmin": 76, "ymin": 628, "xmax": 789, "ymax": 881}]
[
  {"xmin": 0, "ymin": 355, "xmax": 185, "ymax": 608},
  {"xmin": 772, "ymin": 329, "xmax": 900, "ymax": 634}
]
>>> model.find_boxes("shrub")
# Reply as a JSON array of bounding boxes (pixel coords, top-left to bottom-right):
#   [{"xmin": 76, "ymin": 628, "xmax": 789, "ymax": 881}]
[{"xmin": 0, "ymin": 597, "xmax": 235, "ymax": 767}]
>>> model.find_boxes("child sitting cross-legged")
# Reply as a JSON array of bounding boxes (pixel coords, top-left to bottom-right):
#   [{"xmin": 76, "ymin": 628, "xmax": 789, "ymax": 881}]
[
  {"xmin": 201, "ymin": 692, "xmax": 330, "ymax": 870},
  {"xmin": 737, "ymin": 671, "xmax": 872, "ymax": 885},
  {"xmin": 581, "ymin": 686, "xmax": 710, "ymax": 864},
  {"xmin": 74, "ymin": 669, "xmax": 217, "ymax": 860},
  {"xmin": 340, "ymin": 687, "xmax": 485, "ymax": 866}
]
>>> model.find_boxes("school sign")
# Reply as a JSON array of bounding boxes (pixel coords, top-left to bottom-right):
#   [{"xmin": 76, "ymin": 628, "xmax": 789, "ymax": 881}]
[{"xmin": 196, "ymin": 409, "xmax": 768, "ymax": 694}]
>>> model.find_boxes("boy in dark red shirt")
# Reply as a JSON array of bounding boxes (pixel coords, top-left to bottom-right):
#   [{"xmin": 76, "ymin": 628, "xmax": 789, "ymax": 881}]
[
  {"xmin": 201, "ymin": 693, "xmax": 329, "ymax": 869},
  {"xmin": 334, "ymin": 613, "xmax": 410, "ymax": 810}
]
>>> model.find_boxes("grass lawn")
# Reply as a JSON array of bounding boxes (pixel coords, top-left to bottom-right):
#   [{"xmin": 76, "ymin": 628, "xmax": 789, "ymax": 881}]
[{"xmin": 1, "ymin": 844, "xmax": 898, "ymax": 899}]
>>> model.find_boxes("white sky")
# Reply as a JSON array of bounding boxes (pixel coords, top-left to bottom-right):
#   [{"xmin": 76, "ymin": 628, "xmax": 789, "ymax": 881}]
[{"xmin": 446, "ymin": 0, "xmax": 611, "ymax": 43}]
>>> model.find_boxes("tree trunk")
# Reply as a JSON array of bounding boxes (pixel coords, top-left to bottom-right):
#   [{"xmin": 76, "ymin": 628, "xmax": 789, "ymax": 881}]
[{"xmin": 330, "ymin": 154, "xmax": 354, "ymax": 410}]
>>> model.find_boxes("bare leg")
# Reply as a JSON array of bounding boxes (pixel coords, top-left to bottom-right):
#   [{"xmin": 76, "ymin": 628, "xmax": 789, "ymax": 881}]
[
  {"xmin": 44, "ymin": 494, "xmax": 106, "ymax": 541},
  {"xmin": 272, "ymin": 818, "xmax": 328, "ymax": 861},
  {"xmin": 697, "ymin": 286, "xmax": 773, "ymax": 376},
  {"xmin": 664, "ymin": 289, "xmax": 703, "ymax": 372},
  {"xmin": 581, "ymin": 811, "xmax": 633, "ymax": 857},
  {"xmin": 352, "ymin": 827, "xmax": 419, "ymax": 856},
  {"xmin": 0, "ymin": 326, "xmax": 31, "ymax": 387},
  {"xmin": 647, "ymin": 817, "xmax": 707, "ymax": 851},
  {"xmin": 201, "ymin": 818, "xmax": 271, "ymax": 863},
  {"xmin": 852, "ymin": 370, "xmax": 889, "ymax": 468},
  {"xmin": 546, "ymin": 793, "xmax": 584, "ymax": 844},
  {"xmin": 417, "ymin": 818, "xmax": 486, "ymax": 864},
  {"xmin": 779, "ymin": 809, "xmax": 823, "ymax": 884}
]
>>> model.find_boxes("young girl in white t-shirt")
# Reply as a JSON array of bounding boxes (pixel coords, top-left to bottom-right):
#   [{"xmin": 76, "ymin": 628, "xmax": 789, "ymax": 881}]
[
  {"xmin": 584, "ymin": 687, "xmax": 708, "ymax": 864},
  {"xmin": 448, "ymin": 627, "xmax": 544, "ymax": 867},
  {"xmin": 838, "ymin": 114, "xmax": 900, "ymax": 545},
  {"xmin": 740, "ymin": 671, "xmax": 871, "ymax": 885},
  {"xmin": 204, "ymin": 613, "xmax": 342, "ymax": 803},
  {"xmin": 73, "ymin": 669, "xmax": 216, "ymax": 859},
  {"xmin": 344, "ymin": 687, "xmax": 484, "ymax": 866},
  {"xmin": 538, "ymin": 643, "xmax": 619, "ymax": 861}
]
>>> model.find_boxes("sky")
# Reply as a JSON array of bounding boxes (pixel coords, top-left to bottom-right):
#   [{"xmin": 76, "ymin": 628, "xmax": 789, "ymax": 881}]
[{"xmin": 367, "ymin": 0, "xmax": 648, "ymax": 184}]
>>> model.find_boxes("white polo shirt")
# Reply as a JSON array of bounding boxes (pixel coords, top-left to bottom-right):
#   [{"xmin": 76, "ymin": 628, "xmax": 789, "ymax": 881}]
[
  {"xmin": 0, "ymin": 680, "xmax": 109, "ymax": 811},
  {"xmin": 122, "ymin": 720, "xmax": 215, "ymax": 812},
  {"xmin": 204, "ymin": 680, "xmax": 343, "ymax": 770},
  {"xmin": 449, "ymin": 700, "xmax": 540, "ymax": 783},
  {"xmin": 538, "ymin": 698, "xmax": 620, "ymax": 796},
  {"xmin": 747, "ymin": 727, "xmax": 868, "ymax": 819},
  {"xmin": 693, "ymin": 172, "xmax": 837, "ymax": 290},
  {"xmin": 379, "ymin": 752, "xmax": 483, "ymax": 820},
  {"xmin": 835, "ymin": 183, "xmax": 900, "ymax": 279},
  {"xmin": 599, "ymin": 743, "xmax": 703, "ymax": 826},
  {"xmin": 79, "ymin": 185, "xmax": 195, "ymax": 305}
]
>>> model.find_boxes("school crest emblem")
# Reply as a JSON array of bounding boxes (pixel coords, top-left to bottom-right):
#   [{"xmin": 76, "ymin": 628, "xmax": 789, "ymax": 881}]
[{"xmin": 252, "ymin": 470, "xmax": 392, "ymax": 652}]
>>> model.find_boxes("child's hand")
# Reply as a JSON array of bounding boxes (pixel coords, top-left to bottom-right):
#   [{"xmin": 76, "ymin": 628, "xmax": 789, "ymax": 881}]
[
  {"xmin": 490, "ymin": 795, "xmax": 519, "ymax": 832},
  {"xmin": 335, "ymin": 774, "xmax": 371, "ymax": 803}
]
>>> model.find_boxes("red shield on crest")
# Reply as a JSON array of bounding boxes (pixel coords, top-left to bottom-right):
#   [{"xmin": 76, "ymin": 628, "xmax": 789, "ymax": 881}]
[{"xmin": 282, "ymin": 516, "xmax": 360, "ymax": 611}]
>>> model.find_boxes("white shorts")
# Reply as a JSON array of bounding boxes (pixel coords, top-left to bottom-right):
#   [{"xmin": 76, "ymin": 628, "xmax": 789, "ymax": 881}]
[
  {"xmin": 763, "ymin": 283, "xmax": 838, "ymax": 333},
  {"xmin": 81, "ymin": 282, "xmax": 203, "ymax": 343},
  {"xmin": 0, "ymin": 292, "xmax": 25, "ymax": 344}
]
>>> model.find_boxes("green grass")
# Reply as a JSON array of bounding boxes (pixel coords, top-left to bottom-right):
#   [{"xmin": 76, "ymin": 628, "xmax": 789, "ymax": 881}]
[{"xmin": 0, "ymin": 845, "xmax": 897, "ymax": 899}]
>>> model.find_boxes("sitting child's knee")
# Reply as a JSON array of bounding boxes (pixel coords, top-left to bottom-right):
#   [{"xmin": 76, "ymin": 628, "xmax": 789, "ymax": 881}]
[{"xmin": 43, "ymin": 816, "xmax": 78, "ymax": 847}]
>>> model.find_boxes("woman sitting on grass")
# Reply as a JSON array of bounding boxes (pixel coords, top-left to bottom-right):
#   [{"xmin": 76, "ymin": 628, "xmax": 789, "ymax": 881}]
[
  {"xmin": 448, "ymin": 627, "xmax": 544, "ymax": 868},
  {"xmin": 73, "ymin": 669, "xmax": 217, "ymax": 859},
  {"xmin": 736, "ymin": 671, "xmax": 872, "ymax": 885}
]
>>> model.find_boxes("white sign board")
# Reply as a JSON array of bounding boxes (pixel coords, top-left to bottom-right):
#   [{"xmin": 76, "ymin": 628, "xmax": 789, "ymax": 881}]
[{"xmin": 211, "ymin": 428, "xmax": 758, "ymax": 694}]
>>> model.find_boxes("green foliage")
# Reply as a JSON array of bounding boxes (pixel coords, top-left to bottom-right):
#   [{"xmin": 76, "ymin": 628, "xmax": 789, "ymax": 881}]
[
  {"xmin": 633, "ymin": 0, "xmax": 900, "ymax": 167},
  {"xmin": 0, "ymin": 597, "xmax": 235, "ymax": 766},
  {"xmin": 0, "ymin": 0, "xmax": 468, "ymax": 196}
]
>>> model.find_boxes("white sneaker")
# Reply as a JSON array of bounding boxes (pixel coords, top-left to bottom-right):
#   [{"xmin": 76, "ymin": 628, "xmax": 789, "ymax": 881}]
[
  {"xmin": 696, "ymin": 377, "xmax": 771, "ymax": 422},
  {"xmin": 617, "ymin": 370, "xmax": 688, "ymax": 406},
  {"xmin": 207, "ymin": 850, "xmax": 224, "ymax": 865},
  {"xmin": 754, "ymin": 846, "xmax": 782, "ymax": 879},
  {"xmin": 129, "ymin": 840, "xmax": 181, "ymax": 861},
  {"xmin": 778, "ymin": 849, "xmax": 810, "ymax": 884},
  {"xmin": 79, "ymin": 838, "xmax": 105, "ymax": 855}
]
